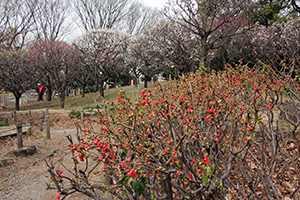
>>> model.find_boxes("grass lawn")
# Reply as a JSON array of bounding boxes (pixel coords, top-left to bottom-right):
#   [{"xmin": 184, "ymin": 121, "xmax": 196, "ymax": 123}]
[{"xmin": 1, "ymin": 83, "xmax": 158, "ymax": 111}]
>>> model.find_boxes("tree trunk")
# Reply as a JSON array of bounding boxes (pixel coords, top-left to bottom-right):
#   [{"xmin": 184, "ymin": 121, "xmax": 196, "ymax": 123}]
[
  {"xmin": 135, "ymin": 76, "xmax": 138, "ymax": 87},
  {"xmin": 99, "ymin": 80, "xmax": 104, "ymax": 97},
  {"xmin": 175, "ymin": 68, "xmax": 179, "ymax": 79},
  {"xmin": 81, "ymin": 84, "xmax": 86, "ymax": 97},
  {"xmin": 200, "ymin": 38, "xmax": 209, "ymax": 68},
  {"xmin": 13, "ymin": 92, "xmax": 21, "ymax": 111},
  {"xmin": 46, "ymin": 85, "xmax": 52, "ymax": 101},
  {"xmin": 46, "ymin": 76, "xmax": 52, "ymax": 101},
  {"xmin": 60, "ymin": 90, "xmax": 65, "ymax": 108},
  {"xmin": 59, "ymin": 83, "xmax": 67, "ymax": 108},
  {"xmin": 95, "ymin": 79, "xmax": 99, "ymax": 93},
  {"xmin": 38, "ymin": 92, "xmax": 41, "ymax": 101},
  {"xmin": 144, "ymin": 76, "xmax": 148, "ymax": 88},
  {"xmin": 113, "ymin": 77, "xmax": 117, "ymax": 88},
  {"xmin": 163, "ymin": 174, "xmax": 173, "ymax": 200},
  {"xmin": 15, "ymin": 97, "xmax": 20, "ymax": 111}
]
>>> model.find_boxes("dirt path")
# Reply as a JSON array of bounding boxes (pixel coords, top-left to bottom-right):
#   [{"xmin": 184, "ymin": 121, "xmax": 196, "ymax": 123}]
[
  {"xmin": 0, "ymin": 129, "xmax": 94, "ymax": 200},
  {"xmin": 0, "ymin": 109, "xmax": 107, "ymax": 200},
  {"xmin": 0, "ymin": 109, "xmax": 72, "ymax": 116}
]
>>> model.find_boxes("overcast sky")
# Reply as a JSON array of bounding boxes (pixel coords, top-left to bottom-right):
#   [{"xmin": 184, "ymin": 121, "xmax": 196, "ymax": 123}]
[{"xmin": 142, "ymin": 0, "xmax": 168, "ymax": 8}]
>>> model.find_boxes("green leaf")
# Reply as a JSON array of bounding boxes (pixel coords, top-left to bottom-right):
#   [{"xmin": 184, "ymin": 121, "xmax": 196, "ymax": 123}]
[
  {"xmin": 202, "ymin": 174, "xmax": 209, "ymax": 186},
  {"xmin": 133, "ymin": 179, "xmax": 145, "ymax": 196},
  {"xmin": 211, "ymin": 163, "xmax": 215, "ymax": 173},
  {"xmin": 139, "ymin": 108, "xmax": 145, "ymax": 115},
  {"xmin": 122, "ymin": 185, "xmax": 127, "ymax": 196},
  {"xmin": 117, "ymin": 175, "xmax": 133, "ymax": 186},
  {"xmin": 118, "ymin": 150, "xmax": 123, "ymax": 156}
]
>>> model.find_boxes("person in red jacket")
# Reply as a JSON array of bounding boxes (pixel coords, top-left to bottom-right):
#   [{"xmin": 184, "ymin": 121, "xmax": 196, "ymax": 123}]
[{"xmin": 38, "ymin": 83, "xmax": 46, "ymax": 101}]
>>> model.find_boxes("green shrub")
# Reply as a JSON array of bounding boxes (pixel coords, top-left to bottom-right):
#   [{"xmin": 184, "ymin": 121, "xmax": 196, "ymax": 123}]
[
  {"xmin": 0, "ymin": 123, "xmax": 9, "ymax": 127},
  {"xmin": 68, "ymin": 109, "xmax": 81, "ymax": 119}
]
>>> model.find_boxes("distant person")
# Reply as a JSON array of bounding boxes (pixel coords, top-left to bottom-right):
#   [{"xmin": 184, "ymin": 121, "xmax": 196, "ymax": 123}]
[{"xmin": 38, "ymin": 83, "xmax": 46, "ymax": 101}]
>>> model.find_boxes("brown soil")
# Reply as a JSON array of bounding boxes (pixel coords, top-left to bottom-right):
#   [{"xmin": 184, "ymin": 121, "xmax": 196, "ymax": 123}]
[{"xmin": 0, "ymin": 110, "xmax": 98, "ymax": 200}]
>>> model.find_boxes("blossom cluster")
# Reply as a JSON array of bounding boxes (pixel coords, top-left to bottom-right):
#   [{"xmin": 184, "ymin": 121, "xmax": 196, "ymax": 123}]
[{"xmin": 47, "ymin": 63, "xmax": 300, "ymax": 200}]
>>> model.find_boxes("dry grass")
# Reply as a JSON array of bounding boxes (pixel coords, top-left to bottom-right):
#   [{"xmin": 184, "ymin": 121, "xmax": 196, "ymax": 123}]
[{"xmin": 1, "ymin": 83, "xmax": 159, "ymax": 112}]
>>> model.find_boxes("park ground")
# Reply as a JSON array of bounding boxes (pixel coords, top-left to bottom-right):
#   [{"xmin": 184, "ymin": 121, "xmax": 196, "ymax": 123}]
[
  {"xmin": 0, "ymin": 109, "xmax": 109, "ymax": 200},
  {"xmin": 0, "ymin": 84, "xmax": 149, "ymax": 200}
]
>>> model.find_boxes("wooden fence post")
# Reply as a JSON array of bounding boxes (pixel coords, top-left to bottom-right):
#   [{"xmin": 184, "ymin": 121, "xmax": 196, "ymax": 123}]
[
  {"xmin": 16, "ymin": 122, "xmax": 23, "ymax": 149},
  {"xmin": 28, "ymin": 110, "xmax": 31, "ymax": 116},
  {"xmin": 46, "ymin": 116, "xmax": 50, "ymax": 139},
  {"xmin": 13, "ymin": 111, "xmax": 17, "ymax": 123},
  {"xmin": 81, "ymin": 108, "xmax": 84, "ymax": 123},
  {"xmin": 39, "ymin": 115, "xmax": 44, "ymax": 131},
  {"xmin": 28, "ymin": 124, "xmax": 32, "ymax": 135}
]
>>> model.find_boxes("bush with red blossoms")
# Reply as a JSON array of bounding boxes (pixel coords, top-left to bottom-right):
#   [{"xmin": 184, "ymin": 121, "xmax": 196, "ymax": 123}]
[{"xmin": 45, "ymin": 63, "xmax": 300, "ymax": 199}]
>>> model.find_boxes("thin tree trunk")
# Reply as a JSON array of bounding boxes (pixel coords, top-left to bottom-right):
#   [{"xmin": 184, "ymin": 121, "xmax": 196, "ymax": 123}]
[
  {"xmin": 46, "ymin": 76, "xmax": 52, "ymax": 101},
  {"xmin": 95, "ymin": 79, "xmax": 99, "ymax": 93},
  {"xmin": 59, "ymin": 84, "xmax": 67, "ymax": 108},
  {"xmin": 144, "ymin": 76, "xmax": 148, "ymax": 88},
  {"xmin": 15, "ymin": 97, "xmax": 20, "ymax": 111},
  {"xmin": 60, "ymin": 90, "xmax": 65, "ymax": 108},
  {"xmin": 135, "ymin": 76, "xmax": 138, "ymax": 87},
  {"xmin": 46, "ymin": 85, "xmax": 52, "ymax": 101},
  {"xmin": 13, "ymin": 92, "xmax": 21, "ymax": 111},
  {"xmin": 81, "ymin": 84, "xmax": 86, "ymax": 97},
  {"xmin": 99, "ymin": 80, "xmax": 104, "ymax": 97},
  {"xmin": 200, "ymin": 39, "xmax": 209, "ymax": 68}
]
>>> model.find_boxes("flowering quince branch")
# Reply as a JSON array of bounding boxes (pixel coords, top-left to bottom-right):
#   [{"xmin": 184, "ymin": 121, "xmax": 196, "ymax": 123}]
[{"xmin": 45, "ymin": 62, "xmax": 300, "ymax": 199}]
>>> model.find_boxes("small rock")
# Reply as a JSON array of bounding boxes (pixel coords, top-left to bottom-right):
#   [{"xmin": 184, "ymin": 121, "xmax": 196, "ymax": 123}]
[
  {"xmin": 27, "ymin": 145, "xmax": 37, "ymax": 155},
  {"xmin": 12, "ymin": 149, "xmax": 28, "ymax": 157},
  {"xmin": 7, "ymin": 145, "xmax": 37, "ymax": 157}
]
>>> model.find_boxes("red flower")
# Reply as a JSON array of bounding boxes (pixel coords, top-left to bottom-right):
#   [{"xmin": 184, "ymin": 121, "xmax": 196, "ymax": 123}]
[
  {"xmin": 203, "ymin": 157, "xmax": 209, "ymax": 165},
  {"xmin": 78, "ymin": 154, "xmax": 84, "ymax": 162},
  {"xmin": 187, "ymin": 174, "xmax": 193, "ymax": 180},
  {"xmin": 127, "ymin": 169, "xmax": 137, "ymax": 179},
  {"xmin": 56, "ymin": 194, "xmax": 60, "ymax": 200},
  {"xmin": 58, "ymin": 170, "xmax": 64, "ymax": 175},
  {"xmin": 205, "ymin": 116, "xmax": 210, "ymax": 121},
  {"xmin": 245, "ymin": 136, "xmax": 251, "ymax": 142},
  {"xmin": 208, "ymin": 108, "xmax": 215, "ymax": 113}
]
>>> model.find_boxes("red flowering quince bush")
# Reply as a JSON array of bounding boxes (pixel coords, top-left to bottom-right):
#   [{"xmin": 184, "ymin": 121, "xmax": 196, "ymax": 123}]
[{"xmin": 46, "ymin": 63, "xmax": 300, "ymax": 200}]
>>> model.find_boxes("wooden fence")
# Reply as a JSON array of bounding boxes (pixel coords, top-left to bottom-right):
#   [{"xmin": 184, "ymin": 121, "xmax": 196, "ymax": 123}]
[{"xmin": 0, "ymin": 108, "xmax": 51, "ymax": 149}]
